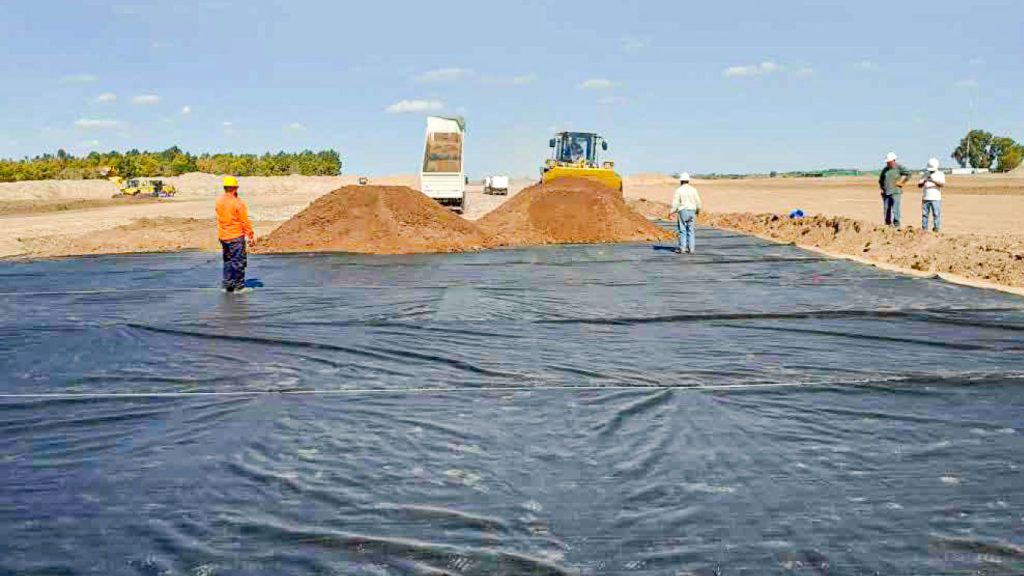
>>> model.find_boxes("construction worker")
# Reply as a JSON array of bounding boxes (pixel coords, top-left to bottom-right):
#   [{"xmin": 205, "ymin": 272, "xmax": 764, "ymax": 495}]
[
  {"xmin": 215, "ymin": 176, "xmax": 255, "ymax": 293},
  {"xmin": 879, "ymin": 152, "xmax": 911, "ymax": 227},
  {"xmin": 668, "ymin": 172, "xmax": 703, "ymax": 254},
  {"xmin": 918, "ymin": 157, "xmax": 945, "ymax": 232}
]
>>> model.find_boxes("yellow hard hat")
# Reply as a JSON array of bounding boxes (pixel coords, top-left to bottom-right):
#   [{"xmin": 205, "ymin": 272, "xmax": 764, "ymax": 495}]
[{"xmin": 222, "ymin": 175, "xmax": 239, "ymax": 188}]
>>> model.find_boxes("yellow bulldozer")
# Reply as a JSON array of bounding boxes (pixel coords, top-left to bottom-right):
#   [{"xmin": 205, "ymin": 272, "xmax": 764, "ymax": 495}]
[
  {"xmin": 541, "ymin": 131, "xmax": 622, "ymax": 192},
  {"xmin": 109, "ymin": 176, "xmax": 177, "ymax": 198}
]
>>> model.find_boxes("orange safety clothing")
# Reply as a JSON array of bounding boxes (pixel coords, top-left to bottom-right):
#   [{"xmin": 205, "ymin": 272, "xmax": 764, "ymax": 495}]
[{"xmin": 215, "ymin": 193, "xmax": 254, "ymax": 241}]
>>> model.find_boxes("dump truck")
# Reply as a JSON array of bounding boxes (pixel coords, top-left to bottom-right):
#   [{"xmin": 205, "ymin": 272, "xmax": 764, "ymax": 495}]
[
  {"xmin": 541, "ymin": 131, "xmax": 622, "ymax": 192},
  {"xmin": 483, "ymin": 175, "xmax": 509, "ymax": 195},
  {"xmin": 420, "ymin": 116, "xmax": 466, "ymax": 213},
  {"xmin": 110, "ymin": 177, "xmax": 177, "ymax": 198}
]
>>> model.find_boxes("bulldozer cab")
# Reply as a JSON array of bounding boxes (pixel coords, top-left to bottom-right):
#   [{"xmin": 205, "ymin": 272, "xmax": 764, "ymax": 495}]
[{"xmin": 549, "ymin": 132, "xmax": 608, "ymax": 167}]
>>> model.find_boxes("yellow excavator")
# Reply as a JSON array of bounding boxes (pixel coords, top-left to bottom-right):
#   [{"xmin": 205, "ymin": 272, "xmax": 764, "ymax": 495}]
[
  {"xmin": 109, "ymin": 176, "xmax": 177, "ymax": 198},
  {"xmin": 540, "ymin": 131, "xmax": 622, "ymax": 192}
]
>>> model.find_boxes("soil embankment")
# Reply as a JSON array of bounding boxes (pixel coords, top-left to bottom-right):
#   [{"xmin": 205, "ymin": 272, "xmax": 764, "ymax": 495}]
[
  {"xmin": 706, "ymin": 213, "xmax": 1024, "ymax": 289},
  {"xmin": 478, "ymin": 178, "xmax": 673, "ymax": 246},
  {"xmin": 258, "ymin": 185, "xmax": 496, "ymax": 254}
]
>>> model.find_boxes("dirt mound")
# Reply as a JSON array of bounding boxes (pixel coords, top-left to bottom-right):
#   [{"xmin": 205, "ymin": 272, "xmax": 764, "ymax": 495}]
[
  {"xmin": 477, "ymin": 178, "xmax": 673, "ymax": 246},
  {"xmin": 258, "ymin": 185, "xmax": 495, "ymax": 254},
  {"xmin": 705, "ymin": 213, "xmax": 1024, "ymax": 288}
]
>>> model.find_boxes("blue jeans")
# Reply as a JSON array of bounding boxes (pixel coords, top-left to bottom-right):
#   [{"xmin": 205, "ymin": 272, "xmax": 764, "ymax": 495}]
[
  {"xmin": 676, "ymin": 209, "xmax": 696, "ymax": 253},
  {"xmin": 883, "ymin": 194, "xmax": 901, "ymax": 227},
  {"xmin": 922, "ymin": 200, "xmax": 941, "ymax": 231},
  {"xmin": 220, "ymin": 236, "xmax": 247, "ymax": 291}
]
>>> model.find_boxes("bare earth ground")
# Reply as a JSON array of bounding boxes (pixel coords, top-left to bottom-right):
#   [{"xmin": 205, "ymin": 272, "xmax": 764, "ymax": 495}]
[
  {"xmin": 2, "ymin": 172, "xmax": 1022, "ymax": 290},
  {"xmin": 624, "ymin": 173, "xmax": 1024, "ymax": 290},
  {"xmin": 0, "ymin": 174, "xmax": 416, "ymax": 257},
  {"xmin": 624, "ymin": 173, "xmax": 1024, "ymax": 237}
]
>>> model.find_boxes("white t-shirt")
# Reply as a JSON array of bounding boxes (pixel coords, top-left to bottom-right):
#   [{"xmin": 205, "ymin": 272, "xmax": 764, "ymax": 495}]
[
  {"xmin": 670, "ymin": 184, "xmax": 703, "ymax": 212},
  {"xmin": 920, "ymin": 170, "xmax": 945, "ymax": 201}
]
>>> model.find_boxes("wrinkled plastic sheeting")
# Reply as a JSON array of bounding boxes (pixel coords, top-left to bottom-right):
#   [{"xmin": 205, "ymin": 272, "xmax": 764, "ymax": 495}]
[{"xmin": 2, "ymin": 228, "xmax": 1024, "ymax": 574}]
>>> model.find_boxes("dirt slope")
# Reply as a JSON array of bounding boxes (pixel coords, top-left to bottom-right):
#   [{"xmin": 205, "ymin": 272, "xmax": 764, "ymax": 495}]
[
  {"xmin": 258, "ymin": 185, "xmax": 496, "ymax": 254},
  {"xmin": 478, "ymin": 178, "xmax": 673, "ymax": 246},
  {"xmin": 706, "ymin": 213, "xmax": 1024, "ymax": 288}
]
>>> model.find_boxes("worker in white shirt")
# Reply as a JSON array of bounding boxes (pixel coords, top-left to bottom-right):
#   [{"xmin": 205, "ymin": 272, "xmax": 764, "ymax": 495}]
[
  {"xmin": 668, "ymin": 172, "xmax": 703, "ymax": 254},
  {"xmin": 917, "ymin": 157, "xmax": 945, "ymax": 232}
]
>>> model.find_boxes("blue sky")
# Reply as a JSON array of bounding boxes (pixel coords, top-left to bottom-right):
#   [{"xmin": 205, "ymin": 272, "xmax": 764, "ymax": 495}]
[{"xmin": 1, "ymin": 0, "xmax": 1020, "ymax": 176}]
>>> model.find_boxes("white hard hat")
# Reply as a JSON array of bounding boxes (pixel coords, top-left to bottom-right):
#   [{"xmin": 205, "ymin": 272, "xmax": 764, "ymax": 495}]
[
  {"xmin": 678, "ymin": 172, "xmax": 691, "ymax": 182},
  {"xmin": 926, "ymin": 158, "xmax": 939, "ymax": 172},
  {"xmin": 885, "ymin": 152, "xmax": 898, "ymax": 162}
]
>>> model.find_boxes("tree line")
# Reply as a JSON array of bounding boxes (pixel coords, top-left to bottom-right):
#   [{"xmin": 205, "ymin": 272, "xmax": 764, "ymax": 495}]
[
  {"xmin": 952, "ymin": 130, "xmax": 1023, "ymax": 172},
  {"xmin": 0, "ymin": 147, "xmax": 342, "ymax": 182}
]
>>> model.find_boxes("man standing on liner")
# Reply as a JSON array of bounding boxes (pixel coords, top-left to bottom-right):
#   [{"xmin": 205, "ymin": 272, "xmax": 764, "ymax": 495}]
[
  {"xmin": 669, "ymin": 172, "xmax": 703, "ymax": 254},
  {"xmin": 879, "ymin": 152, "xmax": 911, "ymax": 227},
  {"xmin": 215, "ymin": 176, "xmax": 256, "ymax": 293},
  {"xmin": 918, "ymin": 157, "xmax": 945, "ymax": 232}
]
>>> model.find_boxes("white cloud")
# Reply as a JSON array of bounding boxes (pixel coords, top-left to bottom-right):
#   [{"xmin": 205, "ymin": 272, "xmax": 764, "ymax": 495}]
[
  {"xmin": 93, "ymin": 92, "xmax": 117, "ymax": 103},
  {"xmin": 794, "ymin": 67, "xmax": 815, "ymax": 78},
  {"xmin": 63, "ymin": 73, "xmax": 98, "ymax": 83},
  {"xmin": 414, "ymin": 68, "xmax": 472, "ymax": 83},
  {"xmin": 597, "ymin": 95, "xmax": 628, "ymax": 106},
  {"xmin": 579, "ymin": 78, "xmax": 620, "ymax": 89},
  {"xmin": 222, "ymin": 121, "xmax": 233, "ymax": 127},
  {"xmin": 480, "ymin": 74, "xmax": 537, "ymax": 86},
  {"xmin": 286, "ymin": 122, "xmax": 306, "ymax": 132},
  {"xmin": 622, "ymin": 36, "xmax": 650, "ymax": 53},
  {"xmin": 854, "ymin": 60, "xmax": 878, "ymax": 71},
  {"xmin": 131, "ymin": 94, "xmax": 160, "ymax": 105},
  {"xmin": 181, "ymin": 105, "xmax": 191, "ymax": 115},
  {"xmin": 723, "ymin": 61, "xmax": 783, "ymax": 78},
  {"xmin": 74, "ymin": 118, "xmax": 125, "ymax": 129},
  {"xmin": 955, "ymin": 79, "xmax": 978, "ymax": 88},
  {"xmin": 79, "ymin": 139, "xmax": 101, "ymax": 148},
  {"xmin": 969, "ymin": 57, "xmax": 986, "ymax": 66},
  {"xmin": 385, "ymin": 99, "xmax": 444, "ymax": 113}
]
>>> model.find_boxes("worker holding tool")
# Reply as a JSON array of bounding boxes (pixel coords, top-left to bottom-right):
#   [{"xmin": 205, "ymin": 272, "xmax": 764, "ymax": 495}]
[
  {"xmin": 879, "ymin": 152, "xmax": 911, "ymax": 228},
  {"xmin": 669, "ymin": 172, "xmax": 703, "ymax": 254},
  {"xmin": 918, "ymin": 157, "xmax": 945, "ymax": 232},
  {"xmin": 215, "ymin": 176, "xmax": 255, "ymax": 293}
]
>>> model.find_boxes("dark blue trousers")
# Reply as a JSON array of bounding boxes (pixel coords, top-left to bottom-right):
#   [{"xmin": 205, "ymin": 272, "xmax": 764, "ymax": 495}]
[
  {"xmin": 220, "ymin": 236, "xmax": 247, "ymax": 291},
  {"xmin": 883, "ymin": 194, "xmax": 901, "ymax": 227}
]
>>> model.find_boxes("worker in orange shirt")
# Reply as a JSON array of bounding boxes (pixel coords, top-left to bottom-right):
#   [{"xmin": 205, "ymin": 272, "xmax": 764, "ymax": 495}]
[{"xmin": 215, "ymin": 176, "xmax": 255, "ymax": 293}]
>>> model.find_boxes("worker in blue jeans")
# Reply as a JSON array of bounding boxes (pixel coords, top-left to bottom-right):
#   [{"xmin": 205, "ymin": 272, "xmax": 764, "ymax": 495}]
[
  {"xmin": 668, "ymin": 172, "xmax": 703, "ymax": 254},
  {"xmin": 918, "ymin": 157, "xmax": 945, "ymax": 232},
  {"xmin": 879, "ymin": 152, "xmax": 911, "ymax": 227}
]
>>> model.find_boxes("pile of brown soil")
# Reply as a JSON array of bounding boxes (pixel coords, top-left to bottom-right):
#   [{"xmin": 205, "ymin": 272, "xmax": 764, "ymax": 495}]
[
  {"xmin": 257, "ymin": 185, "xmax": 496, "ymax": 254},
  {"xmin": 477, "ymin": 178, "xmax": 673, "ymax": 246},
  {"xmin": 705, "ymin": 213, "xmax": 1024, "ymax": 288}
]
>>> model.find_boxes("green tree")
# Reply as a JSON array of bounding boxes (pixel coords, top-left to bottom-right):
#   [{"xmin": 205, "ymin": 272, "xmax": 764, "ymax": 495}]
[
  {"xmin": 989, "ymin": 136, "xmax": 1022, "ymax": 172},
  {"xmin": 0, "ymin": 147, "xmax": 342, "ymax": 182},
  {"xmin": 952, "ymin": 129, "xmax": 993, "ymax": 169},
  {"xmin": 996, "ymin": 144, "xmax": 1023, "ymax": 173}
]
